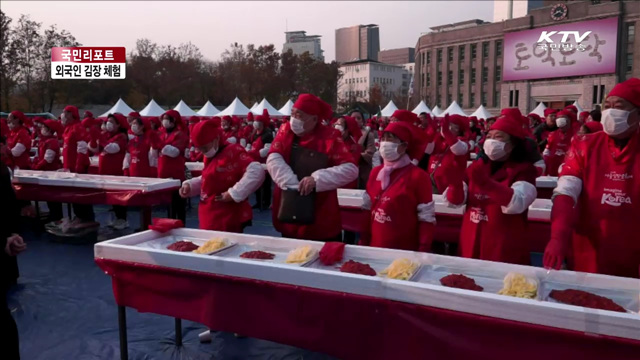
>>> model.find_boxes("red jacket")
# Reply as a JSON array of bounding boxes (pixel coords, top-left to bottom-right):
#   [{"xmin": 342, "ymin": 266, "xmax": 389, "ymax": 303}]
[
  {"xmin": 32, "ymin": 136, "xmax": 61, "ymax": 171},
  {"xmin": 544, "ymin": 128, "xmax": 574, "ymax": 176},
  {"xmin": 157, "ymin": 128, "xmax": 188, "ymax": 181},
  {"xmin": 62, "ymin": 121, "xmax": 85, "ymax": 172},
  {"xmin": 429, "ymin": 135, "xmax": 469, "ymax": 194},
  {"xmin": 99, "ymin": 132, "xmax": 127, "ymax": 176},
  {"xmin": 247, "ymin": 129, "xmax": 274, "ymax": 164},
  {"xmin": 127, "ymin": 131, "xmax": 157, "ymax": 178},
  {"xmin": 7, "ymin": 126, "xmax": 32, "ymax": 170},
  {"xmin": 343, "ymin": 136, "xmax": 362, "ymax": 189},
  {"xmin": 560, "ymin": 131, "xmax": 640, "ymax": 278}
]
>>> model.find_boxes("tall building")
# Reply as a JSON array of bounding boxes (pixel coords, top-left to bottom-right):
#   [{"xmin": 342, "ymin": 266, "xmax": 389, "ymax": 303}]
[
  {"xmin": 378, "ymin": 47, "xmax": 415, "ymax": 65},
  {"xmin": 494, "ymin": 0, "xmax": 544, "ymax": 22},
  {"xmin": 415, "ymin": 0, "xmax": 639, "ymax": 115},
  {"xmin": 337, "ymin": 60, "xmax": 408, "ymax": 105},
  {"xmin": 282, "ymin": 31, "xmax": 324, "ymax": 61},
  {"xmin": 335, "ymin": 24, "xmax": 380, "ymax": 63}
]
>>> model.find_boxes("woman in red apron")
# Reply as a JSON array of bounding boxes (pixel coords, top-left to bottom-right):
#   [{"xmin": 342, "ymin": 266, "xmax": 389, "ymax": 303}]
[
  {"xmin": 32, "ymin": 120, "xmax": 63, "ymax": 171},
  {"xmin": 429, "ymin": 114, "xmax": 470, "ymax": 194},
  {"xmin": 156, "ymin": 110, "xmax": 189, "ymax": 223},
  {"xmin": 124, "ymin": 117, "xmax": 157, "ymax": 178},
  {"xmin": 360, "ymin": 122, "xmax": 435, "ymax": 251},
  {"xmin": 333, "ymin": 115, "xmax": 362, "ymax": 189},
  {"xmin": 544, "ymin": 78, "xmax": 640, "ymax": 278},
  {"xmin": 6, "ymin": 111, "xmax": 32, "ymax": 170},
  {"xmin": 179, "ymin": 120, "xmax": 265, "ymax": 232},
  {"xmin": 543, "ymin": 110, "xmax": 575, "ymax": 176},
  {"xmin": 444, "ymin": 113, "xmax": 538, "ymax": 265},
  {"xmin": 247, "ymin": 110, "xmax": 274, "ymax": 210},
  {"xmin": 99, "ymin": 113, "xmax": 129, "ymax": 230}
]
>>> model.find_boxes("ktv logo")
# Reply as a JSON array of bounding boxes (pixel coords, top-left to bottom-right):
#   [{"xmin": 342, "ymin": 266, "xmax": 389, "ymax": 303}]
[{"xmin": 536, "ymin": 31, "xmax": 592, "ymax": 52}]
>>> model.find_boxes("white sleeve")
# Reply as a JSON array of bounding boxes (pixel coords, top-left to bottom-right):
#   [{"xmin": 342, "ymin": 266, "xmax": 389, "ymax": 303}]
[
  {"xmin": 184, "ymin": 176, "xmax": 202, "ymax": 197},
  {"xmin": 184, "ymin": 147, "xmax": 191, "ymax": 159},
  {"xmin": 123, "ymin": 153, "xmax": 131, "ymax": 170},
  {"xmin": 534, "ymin": 159, "xmax": 546, "ymax": 174},
  {"xmin": 128, "ymin": 133, "xmax": 135, "ymax": 141},
  {"xmin": 469, "ymin": 140, "xmax": 476, "ymax": 149},
  {"xmin": 424, "ymin": 141, "xmax": 435, "ymax": 154},
  {"xmin": 10, "ymin": 143, "xmax": 27, "ymax": 157},
  {"xmin": 552, "ymin": 175, "xmax": 582, "ymax": 205},
  {"xmin": 240, "ymin": 138, "xmax": 247, "ymax": 147},
  {"xmin": 266, "ymin": 152, "xmax": 300, "ymax": 190},
  {"xmin": 161, "ymin": 145, "xmax": 180, "ymax": 158},
  {"xmin": 362, "ymin": 192, "xmax": 371, "ymax": 210},
  {"xmin": 311, "ymin": 163, "xmax": 358, "ymax": 192},
  {"xmin": 259, "ymin": 148, "xmax": 269, "ymax": 158},
  {"xmin": 149, "ymin": 149, "xmax": 159, "ymax": 167},
  {"xmin": 227, "ymin": 136, "xmax": 237, "ymax": 144},
  {"xmin": 77, "ymin": 141, "xmax": 88, "ymax": 155},
  {"xmin": 372, "ymin": 150, "xmax": 382, "ymax": 167},
  {"xmin": 417, "ymin": 201, "xmax": 436, "ymax": 223},
  {"xmin": 543, "ymin": 148, "xmax": 551, "ymax": 156},
  {"xmin": 501, "ymin": 181, "xmax": 537, "ymax": 214},
  {"xmin": 227, "ymin": 162, "xmax": 266, "ymax": 202},
  {"xmin": 104, "ymin": 143, "xmax": 120, "ymax": 154},
  {"xmin": 44, "ymin": 149, "xmax": 56, "ymax": 163},
  {"xmin": 441, "ymin": 181, "xmax": 468, "ymax": 207},
  {"xmin": 449, "ymin": 140, "xmax": 469, "ymax": 156}
]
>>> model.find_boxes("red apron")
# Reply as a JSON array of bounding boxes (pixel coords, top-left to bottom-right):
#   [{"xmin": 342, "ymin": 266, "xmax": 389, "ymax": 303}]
[
  {"xmin": 99, "ymin": 133, "xmax": 127, "ymax": 176},
  {"xmin": 62, "ymin": 121, "xmax": 84, "ymax": 172},
  {"xmin": 7, "ymin": 126, "xmax": 32, "ymax": 170},
  {"xmin": 544, "ymin": 128, "xmax": 574, "ymax": 176},
  {"xmin": 158, "ymin": 128, "xmax": 188, "ymax": 181},
  {"xmin": 33, "ymin": 137, "xmax": 61, "ymax": 171},
  {"xmin": 128, "ymin": 133, "xmax": 154, "ymax": 178}
]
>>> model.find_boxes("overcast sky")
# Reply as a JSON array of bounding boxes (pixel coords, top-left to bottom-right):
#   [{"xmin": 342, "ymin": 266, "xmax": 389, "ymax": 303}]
[{"xmin": 3, "ymin": 1, "xmax": 493, "ymax": 62}]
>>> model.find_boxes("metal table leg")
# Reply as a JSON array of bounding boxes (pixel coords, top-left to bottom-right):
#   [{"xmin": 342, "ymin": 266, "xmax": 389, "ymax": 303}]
[
  {"xmin": 175, "ymin": 318, "xmax": 183, "ymax": 346},
  {"xmin": 118, "ymin": 306, "xmax": 129, "ymax": 360}
]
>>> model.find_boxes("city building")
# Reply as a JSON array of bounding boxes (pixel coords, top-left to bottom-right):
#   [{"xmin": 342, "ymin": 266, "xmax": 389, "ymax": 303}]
[
  {"xmin": 494, "ymin": 0, "xmax": 545, "ymax": 22},
  {"xmin": 414, "ymin": 0, "xmax": 639, "ymax": 115},
  {"xmin": 335, "ymin": 24, "xmax": 380, "ymax": 63},
  {"xmin": 282, "ymin": 31, "xmax": 324, "ymax": 61},
  {"xmin": 337, "ymin": 60, "xmax": 408, "ymax": 104},
  {"xmin": 378, "ymin": 47, "xmax": 415, "ymax": 65}
]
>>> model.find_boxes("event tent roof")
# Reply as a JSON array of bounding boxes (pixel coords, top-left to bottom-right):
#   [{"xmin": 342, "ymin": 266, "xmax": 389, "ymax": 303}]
[
  {"xmin": 250, "ymin": 102, "xmax": 258, "ymax": 111},
  {"xmin": 98, "ymin": 98, "xmax": 136, "ymax": 118},
  {"xmin": 380, "ymin": 100, "xmax": 399, "ymax": 117},
  {"xmin": 412, "ymin": 101, "xmax": 432, "ymax": 115},
  {"xmin": 217, "ymin": 97, "xmax": 252, "ymax": 117},
  {"xmin": 251, "ymin": 98, "xmax": 283, "ymax": 116},
  {"xmin": 469, "ymin": 105, "xmax": 493, "ymax": 120},
  {"xmin": 173, "ymin": 100, "xmax": 198, "ymax": 117},
  {"xmin": 139, "ymin": 99, "xmax": 165, "ymax": 117},
  {"xmin": 530, "ymin": 103, "xmax": 547, "ymax": 117},
  {"xmin": 431, "ymin": 106, "xmax": 443, "ymax": 116},
  {"xmin": 278, "ymin": 99, "xmax": 293, "ymax": 116},
  {"xmin": 441, "ymin": 101, "xmax": 467, "ymax": 116},
  {"xmin": 196, "ymin": 101, "xmax": 220, "ymax": 116}
]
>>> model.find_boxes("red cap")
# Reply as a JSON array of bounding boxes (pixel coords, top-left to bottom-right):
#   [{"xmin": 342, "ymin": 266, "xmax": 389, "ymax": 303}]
[
  {"xmin": 543, "ymin": 108, "xmax": 558, "ymax": 117},
  {"xmin": 162, "ymin": 110, "xmax": 183, "ymax": 128},
  {"xmin": 527, "ymin": 113, "xmax": 541, "ymax": 123},
  {"xmin": 82, "ymin": 117, "xmax": 96, "ymax": 128},
  {"xmin": 584, "ymin": 121, "xmax": 603, "ymax": 133},
  {"xmin": 391, "ymin": 110, "xmax": 419, "ymax": 125},
  {"xmin": 293, "ymin": 93, "xmax": 333, "ymax": 121},
  {"xmin": 256, "ymin": 109, "xmax": 270, "ymax": 128},
  {"xmin": 84, "ymin": 111, "xmax": 94, "ymax": 119},
  {"xmin": 189, "ymin": 116, "xmax": 200, "ymax": 125},
  {"xmin": 247, "ymin": 112, "xmax": 254, "ymax": 121},
  {"xmin": 384, "ymin": 121, "xmax": 413, "ymax": 144},
  {"xmin": 556, "ymin": 109, "xmax": 575, "ymax": 124},
  {"xmin": 9, "ymin": 111, "xmax": 28, "ymax": 124},
  {"xmin": 222, "ymin": 115, "xmax": 232, "ymax": 124},
  {"xmin": 608, "ymin": 77, "xmax": 640, "ymax": 108},
  {"xmin": 491, "ymin": 112, "xmax": 527, "ymax": 139},
  {"xmin": 63, "ymin": 105, "xmax": 80, "ymax": 121},
  {"xmin": 578, "ymin": 111, "xmax": 590, "ymax": 122},
  {"xmin": 564, "ymin": 105, "xmax": 578, "ymax": 114},
  {"xmin": 342, "ymin": 116, "xmax": 361, "ymax": 143},
  {"xmin": 108, "ymin": 113, "xmax": 129, "ymax": 130},
  {"xmin": 32, "ymin": 116, "xmax": 46, "ymax": 125},
  {"xmin": 128, "ymin": 112, "xmax": 141, "ymax": 119},
  {"xmin": 191, "ymin": 119, "xmax": 222, "ymax": 147},
  {"xmin": 149, "ymin": 116, "xmax": 161, "ymax": 128},
  {"xmin": 43, "ymin": 120, "xmax": 64, "ymax": 135}
]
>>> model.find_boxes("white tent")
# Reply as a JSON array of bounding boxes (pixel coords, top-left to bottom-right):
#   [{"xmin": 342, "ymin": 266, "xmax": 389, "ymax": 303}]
[
  {"xmin": 173, "ymin": 100, "xmax": 198, "ymax": 117},
  {"xmin": 441, "ymin": 101, "xmax": 467, "ymax": 116},
  {"xmin": 411, "ymin": 101, "xmax": 432, "ymax": 115},
  {"xmin": 530, "ymin": 102, "xmax": 547, "ymax": 117},
  {"xmin": 431, "ymin": 105, "xmax": 443, "ymax": 116},
  {"xmin": 251, "ymin": 98, "xmax": 283, "ymax": 116},
  {"xmin": 196, "ymin": 101, "xmax": 220, "ymax": 117},
  {"xmin": 217, "ymin": 97, "xmax": 252, "ymax": 117},
  {"xmin": 469, "ymin": 105, "xmax": 493, "ymax": 120},
  {"xmin": 250, "ymin": 102, "xmax": 259, "ymax": 111},
  {"xmin": 380, "ymin": 100, "xmax": 399, "ymax": 117},
  {"xmin": 98, "ymin": 98, "xmax": 135, "ymax": 118},
  {"xmin": 572, "ymin": 101, "xmax": 584, "ymax": 113},
  {"xmin": 139, "ymin": 99, "xmax": 165, "ymax": 117},
  {"xmin": 278, "ymin": 99, "xmax": 293, "ymax": 116}
]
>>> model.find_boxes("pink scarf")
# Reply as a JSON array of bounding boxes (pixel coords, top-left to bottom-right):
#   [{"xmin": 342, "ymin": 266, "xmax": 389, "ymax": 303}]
[{"xmin": 376, "ymin": 154, "xmax": 411, "ymax": 190}]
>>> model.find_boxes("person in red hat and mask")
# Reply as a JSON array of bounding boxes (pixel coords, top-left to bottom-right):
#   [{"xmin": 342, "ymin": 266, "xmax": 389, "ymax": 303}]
[
  {"xmin": 124, "ymin": 116, "xmax": 157, "ymax": 178},
  {"xmin": 247, "ymin": 110, "xmax": 274, "ymax": 210},
  {"xmin": 6, "ymin": 111, "xmax": 32, "ymax": 170},
  {"xmin": 32, "ymin": 120, "xmax": 63, "ymax": 171},
  {"xmin": 221, "ymin": 116, "xmax": 237, "ymax": 144},
  {"xmin": 185, "ymin": 115, "xmax": 200, "ymax": 159},
  {"xmin": 544, "ymin": 78, "xmax": 640, "ymax": 278},
  {"xmin": 179, "ymin": 120, "xmax": 265, "ymax": 232},
  {"xmin": 360, "ymin": 121, "xmax": 435, "ymax": 251},
  {"xmin": 99, "ymin": 113, "xmax": 130, "ymax": 229},
  {"xmin": 267, "ymin": 93, "xmax": 358, "ymax": 241},
  {"xmin": 543, "ymin": 109, "xmax": 575, "ymax": 176},
  {"xmin": 333, "ymin": 115, "xmax": 362, "ymax": 189},
  {"xmin": 576, "ymin": 121, "xmax": 603, "ymax": 136},
  {"xmin": 443, "ymin": 112, "xmax": 538, "ymax": 265},
  {"xmin": 156, "ymin": 109, "xmax": 189, "ymax": 223},
  {"xmin": 533, "ymin": 108, "xmax": 558, "ymax": 152},
  {"xmin": 428, "ymin": 114, "xmax": 470, "ymax": 194}
]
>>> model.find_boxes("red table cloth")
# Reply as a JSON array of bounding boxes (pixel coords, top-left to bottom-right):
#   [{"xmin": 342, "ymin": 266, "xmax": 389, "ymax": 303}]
[{"xmin": 96, "ymin": 258, "xmax": 639, "ymax": 360}]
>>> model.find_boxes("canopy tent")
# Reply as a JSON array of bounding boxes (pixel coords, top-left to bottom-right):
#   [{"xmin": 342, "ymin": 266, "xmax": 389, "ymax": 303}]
[
  {"xmin": 139, "ymin": 99, "xmax": 166, "ymax": 117},
  {"xmin": 217, "ymin": 97, "xmax": 252, "ymax": 117},
  {"xmin": 441, "ymin": 101, "xmax": 467, "ymax": 116},
  {"xmin": 196, "ymin": 101, "xmax": 220, "ymax": 117},
  {"xmin": 431, "ymin": 106, "xmax": 443, "ymax": 116},
  {"xmin": 250, "ymin": 102, "xmax": 259, "ymax": 111},
  {"xmin": 469, "ymin": 105, "xmax": 493, "ymax": 120},
  {"xmin": 278, "ymin": 99, "xmax": 293, "ymax": 116},
  {"xmin": 98, "ymin": 98, "xmax": 136, "ymax": 118},
  {"xmin": 251, "ymin": 98, "xmax": 283, "ymax": 116},
  {"xmin": 380, "ymin": 100, "xmax": 399, "ymax": 117},
  {"xmin": 173, "ymin": 100, "xmax": 198, "ymax": 117},
  {"xmin": 530, "ymin": 102, "xmax": 547, "ymax": 117},
  {"xmin": 411, "ymin": 101, "xmax": 432, "ymax": 115},
  {"xmin": 572, "ymin": 101, "xmax": 584, "ymax": 113}
]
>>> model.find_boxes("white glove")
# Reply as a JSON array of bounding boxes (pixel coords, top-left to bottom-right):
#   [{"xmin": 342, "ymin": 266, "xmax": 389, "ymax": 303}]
[
  {"xmin": 44, "ymin": 149, "xmax": 57, "ymax": 163},
  {"xmin": 240, "ymin": 138, "xmax": 247, "ymax": 147},
  {"xmin": 123, "ymin": 153, "xmax": 131, "ymax": 170},
  {"xmin": 149, "ymin": 149, "xmax": 159, "ymax": 167},
  {"xmin": 245, "ymin": 144, "xmax": 252, "ymax": 151},
  {"xmin": 77, "ymin": 141, "xmax": 88, "ymax": 155},
  {"xmin": 259, "ymin": 148, "xmax": 269, "ymax": 158},
  {"xmin": 543, "ymin": 148, "xmax": 551, "ymax": 156},
  {"xmin": 161, "ymin": 145, "xmax": 180, "ymax": 158},
  {"xmin": 128, "ymin": 133, "xmax": 135, "ymax": 141},
  {"xmin": 11, "ymin": 143, "xmax": 27, "ymax": 157},
  {"xmin": 227, "ymin": 136, "xmax": 237, "ymax": 144},
  {"xmin": 184, "ymin": 147, "xmax": 191, "ymax": 159},
  {"xmin": 264, "ymin": 143, "xmax": 271, "ymax": 150},
  {"xmin": 104, "ymin": 143, "xmax": 121, "ymax": 154},
  {"xmin": 555, "ymin": 149, "xmax": 566, "ymax": 156}
]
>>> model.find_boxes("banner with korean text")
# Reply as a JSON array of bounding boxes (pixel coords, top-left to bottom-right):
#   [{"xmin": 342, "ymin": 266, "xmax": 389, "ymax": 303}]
[{"xmin": 51, "ymin": 47, "xmax": 126, "ymax": 79}]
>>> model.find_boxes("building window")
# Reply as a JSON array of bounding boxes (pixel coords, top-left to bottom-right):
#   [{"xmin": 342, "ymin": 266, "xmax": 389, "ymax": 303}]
[
  {"xmin": 459, "ymin": 45, "xmax": 465, "ymax": 61},
  {"xmin": 510, "ymin": 90, "xmax": 520, "ymax": 107},
  {"xmin": 421, "ymin": 73, "xmax": 425, "ymax": 87},
  {"xmin": 482, "ymin": 42, "xmax": 489, "ymax": 58},
  {"xmin": 494, "ymin": 90, "xmax": 500, "ymax": 107},
  {"xmin": 627, "ymin": 23, "xmax": 636, "ymax": 43},
  {"xmin": 437, "ymin": 94, "xmax": 442, "ymax": 107},
  {"xmin": 458, "ymin": 93, "xmax": 463, "ymax": 105},
  {"xmin": 427, "ymin": 52, "xmax": 431, "ymax": 64},
  {"xmin": 459, "ymin": 69, "xmax": 465, "ymax": 85},
  {"xmin": 496, "ymin": 66, "xmax": 502, "ymax": 81},
  {"xmin": 437, "ymin": 49, "xmax": 442, "ymax": 63},
  {"xmin": 626, "ymin": 53, "xmax": 634, "ymax": 73},
  {"xmin": 471, "ymin": 44, "xmax": 477, "ymax": 59},
  {"xmin": 470, "ymin": 93, "xmax": 475, "ymax": 107},
  {"xmin": 448, "ymin": 47, "xmax": 454, "ymax": 62},
  {"xmin": 482, "ymin": 67, "xmax": 488, "ymax": 83},
  {"xmin": 437, "ymin": 71, "xmax": 442, "ymax": 86},
  {"xmin": 427, "ymin": 73, "xmax": 431, "ymax": 86},
  {"xmin": 481, "ymin": 92, "xmax": 487, "ymax": 106},
  {"xmin": 447, "ymin": 70, "xmax": 453, "ymax": 85},
  {"xmin": 495, "ymin": 40, "xmax": 502, "ymax": 57},
  {"xmin": 446, "ymin": 93, "xmax": 452, "ymax": 105},
  {"xmin": 471, "ymin": 68, "xmax": 476, "ymax": 85}
]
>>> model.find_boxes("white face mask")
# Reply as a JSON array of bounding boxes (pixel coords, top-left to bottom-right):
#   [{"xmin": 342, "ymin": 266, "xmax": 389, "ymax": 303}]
[
  {"xmin": 601, "ymin": 108, "xmax": 633, "ymax": 136},
  {"xmin": 469, "ymin": 122, "xmax": 474, "ymax": 128},
  {"xmin": 483, "ymin": 139, "xmax": 508, "ymax": 161},
  {"xmin": 131, "ymin": 124, "xmax": 141, "ymax": 134},
  {"xmin": 106, "ymin": 122, "xmax": 116, "ymax": 132},
  {"xmin": 290, "ymin": 117, "xmax": 306, "ymax": 135},
  {"xmin": 60, "ymin": 112, "xmax": 68, "ymax": 125},
  {"xmin": 253, "ymin": 121, "xmax": 261, "ymax": 129},
  {"xmin": 335, "ymin": 125, "xmax": 345, "ymax": 133},
  {"xmin": 365, "ymin": 126, "xmax": 371, "ymax": 131},
  {"xmin": 556, "ymin": 117, "xmax": 568, "ymax": 128},
  {"xmin": 101, "ymin": 123, "xmax": 107, "ymax": 131},
  {"xmin": 203, "ymin": 144, "xmax": 218, "ymax": 158},
  {"xmin": 379, "ymin": 141, "xmax": 401, "ymax": 162},
  {"xmin": 41, "ymin": 128, "xmax": 51, "ymax": 137},
  {"xmin": 162, "ymin": 119, "xmax": 173, "ymax": 129}
]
